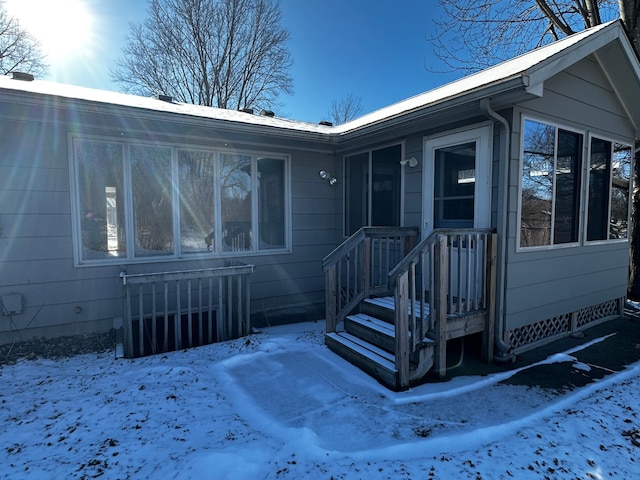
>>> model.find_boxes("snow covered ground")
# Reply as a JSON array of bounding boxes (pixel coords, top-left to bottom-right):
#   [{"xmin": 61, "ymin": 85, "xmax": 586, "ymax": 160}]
[{"xmin": 1, "ymin": 320, "xmax": 639, "ymax": 479}]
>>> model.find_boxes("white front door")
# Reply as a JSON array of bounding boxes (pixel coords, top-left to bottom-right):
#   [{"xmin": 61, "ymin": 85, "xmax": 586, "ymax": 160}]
[{"xmin": 422, "ymin": 125, "xmax": 492, "ymax": 238}]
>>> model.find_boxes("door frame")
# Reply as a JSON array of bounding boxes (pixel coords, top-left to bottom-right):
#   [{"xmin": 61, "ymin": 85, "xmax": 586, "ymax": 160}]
[{"xmin": 422, "ymin": 124, "xmax": 493, "ymax": 239}]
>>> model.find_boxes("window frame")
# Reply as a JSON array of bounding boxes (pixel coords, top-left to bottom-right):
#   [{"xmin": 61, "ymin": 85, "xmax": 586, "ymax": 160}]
[
  {"xmin": 342, "ymin": 141, "xmax": 405, "ymax": 237},
  {"xmin": 517, "ymin": 116, "xmax": 585, "ymax": 251},
  {"xmin": 69, "ymin": 134, "xmax": 291, "ymax": 266},
  {"xmin": 516, "ymin": 115, "xmax": 633, "ymax": 252},
  {"xmin": 584, "ymin": 133, "xmax": 633, "ymax": 245}
]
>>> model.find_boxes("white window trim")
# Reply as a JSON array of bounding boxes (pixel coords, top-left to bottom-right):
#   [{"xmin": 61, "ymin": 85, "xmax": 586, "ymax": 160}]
[
  {"xmin": 69, "ymin": 133, "xmax": 292, "ymax": 266},
  {"xmin": 422, "ymin": 123, "xmax": 493, "ymax": 240},
  {"xmin": 516, "ymin": 115, "xmax": 585, "ymax": 252},
  {"xmin": 584, "ymin": 132, "xmax": 633, "ymax": 245}
]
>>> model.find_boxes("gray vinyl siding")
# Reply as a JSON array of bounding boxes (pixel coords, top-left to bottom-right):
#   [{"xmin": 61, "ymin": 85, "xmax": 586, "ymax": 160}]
[
  {"xmin": 403, "ymin": 134, "xmax": 424, "ymax": 228},
  {"xmin": 502, "ymin": 56, "xmax": 633, "ymax": 331},
  {"xmin": 0, "ymin": 97, "xmax": 340, "ymax": 341}
]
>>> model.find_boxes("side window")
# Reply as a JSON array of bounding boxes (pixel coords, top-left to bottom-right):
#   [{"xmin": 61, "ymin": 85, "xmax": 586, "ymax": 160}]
[
  {"xmin": 344, "ymin": 144, "xmax": 402, "ymax": 236},
  {"xmin": 587, "ymin": 138, "xmax": 632, "ymax": 241},
  {"xmin": 74, "ymin": 139, "xmax": 126, "ymax": 260},
  {"xmin": 220, "ymin": 154, "xmax": 253, "ymax": 252},
  {"xmin": 258, "ymin": 157, "xmax": 286, "ymax": 250},
  {"xmin": 178, "ymin": 150, "xmax": 216, "ymax": 254},
  {"xmin": 519, "ymin": 119, "xmax": 582, "ymax": 248},
  {"xmin": 130, "ymin": 145, "xmax": 174, "ymax": 257}
]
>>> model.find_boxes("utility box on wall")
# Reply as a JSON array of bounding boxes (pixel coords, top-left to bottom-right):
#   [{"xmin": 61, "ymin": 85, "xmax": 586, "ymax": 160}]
[{"xmin": 1, "ymin": 293, "xmax": 23, "ymax": 315}]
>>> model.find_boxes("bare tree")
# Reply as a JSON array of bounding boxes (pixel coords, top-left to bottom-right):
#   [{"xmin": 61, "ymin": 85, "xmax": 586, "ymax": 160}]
[
  {"xmin": 0, "ymin": 0, "xmax": 47, "ymax": 76},
  {"xmin": 111, "ymin": 0, "xmax": 293, "ymax": 111},
  {"xmin": 328, "ymin": 93, "xmax": 364, "ymax": 125},
  {"xmin": 429, "ymin": 1, "xmax": 638, "ymax": 74}
]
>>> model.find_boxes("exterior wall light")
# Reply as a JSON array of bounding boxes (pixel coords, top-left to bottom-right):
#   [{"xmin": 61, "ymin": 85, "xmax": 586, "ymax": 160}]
[
  {"xmin": 319, "ymin": 170, "xmax": 338, "ymax": 185},
  {"xmin": 400, "ymin": 157, "xmax": 418, "ymax": 168}
]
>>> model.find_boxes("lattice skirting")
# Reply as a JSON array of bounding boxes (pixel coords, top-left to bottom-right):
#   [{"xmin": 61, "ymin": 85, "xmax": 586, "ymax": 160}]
[{"xmin": 506, "ymin": 298, "xmax": 622, "ymax": 353}]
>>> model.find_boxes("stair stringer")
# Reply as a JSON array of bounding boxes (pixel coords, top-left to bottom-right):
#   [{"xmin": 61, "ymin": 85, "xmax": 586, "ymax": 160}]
[{"xmin": 409, "ymin": 342, "xmax": 435, "ymax": 383}]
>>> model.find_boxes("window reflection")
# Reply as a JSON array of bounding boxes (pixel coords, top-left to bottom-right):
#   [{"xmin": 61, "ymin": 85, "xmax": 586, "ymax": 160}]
[{"xmin": 221, "ymin": 154, "xmax": 252, "ymax": 251}]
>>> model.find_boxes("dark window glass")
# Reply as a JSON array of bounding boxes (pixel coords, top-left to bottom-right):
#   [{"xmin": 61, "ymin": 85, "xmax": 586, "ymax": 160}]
[
  {"xmin": 520, "ymin": 120, "xmax": 583, "ymax": 247},
  {"xmin": 371, "ymin": 145, "xmax": 402, "ymax": 227},
  {"xmin": 345, "ymin": 152, "xmax": 369, "ymax": 236},
  {"xmin": 553, "ymin": 130, "xmax": 582, "ymax": 244},
  {"xmin": 434, "ymin": 141, "xmax": 475, "ymax": 228},
  {"xmin": 345, "ymin": 145, "xmax": 401, "ymax": 236},
  {"xmin": 587, "ymin": 138, "xmax": 611, "ymax": 241},
  {"xmin": 258, "ymin": 157, "xmax": 286, "ymax": 249}
]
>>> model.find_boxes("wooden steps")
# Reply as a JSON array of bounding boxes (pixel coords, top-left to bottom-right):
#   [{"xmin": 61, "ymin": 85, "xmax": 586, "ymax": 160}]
[
  {"xmin": 325, "ymin": 296, "xmax": 437, "ymax": 390},
  {"xmin": 325, "ymin": 295, "xmax": 488, "ymax": 389},
  {"xmin": 325, "ymin": 331, "xmax": 398, "ymax": 389},
  {"xmin": 344, "ymin": 313, "xmax": 395, "ymax": 352}
]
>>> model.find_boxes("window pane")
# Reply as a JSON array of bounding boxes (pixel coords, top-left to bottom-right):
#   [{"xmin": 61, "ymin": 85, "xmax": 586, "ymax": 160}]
[
  {"xmin": 345, "ymin": 152, "xmax": 368, "ymax": 235},
  {"xmin": 587, "ymin": 137, "xmax": 611, "ymax": 241},
  {"xmin": 520, "ymin": 120, "xmax": 555, "ymax": 247},
  {"xmin": 258, "ymin": 157, "xmax": 285, "ymax": 249},
  {"xmin": 131, "ymin": 145, "xmax": 174, "ymax": 257},
  {"xmin": 75, "ymin": 139, "xmax": 126, "ymax": 260},
  {"xmin": 434, "ymin": 142, "xmax": 475, "ymax": 228},
  {"xmin": 553, "ymin": 130, "xmax": 582, "ymax": 244},
  {"xmin": 179, "ymin": 150, "xmax": 215, "ymax": 254},
  {"xmin": 221, "ymin": 154, "xmax": 252, "ymax": 251},
  {"xmin": 371, "ymin": 145, "xmax": 401, "ymax": 227},
  {"xmin": 610, "ymin": 143, "xmax": 631, "ymax": 239}
]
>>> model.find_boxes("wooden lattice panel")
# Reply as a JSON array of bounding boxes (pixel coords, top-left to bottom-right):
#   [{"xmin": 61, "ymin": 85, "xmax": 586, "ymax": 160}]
[
  {"xmin": 576, "ymin": 300, "xmax": 618, "ymax": 327},
  {"xmin": 506, "ymin": 298, "xmax": 622, "ymax": 351},
  {"xmin": 507, "ymin": 314, "xmax": 571, "ymax": 350}
]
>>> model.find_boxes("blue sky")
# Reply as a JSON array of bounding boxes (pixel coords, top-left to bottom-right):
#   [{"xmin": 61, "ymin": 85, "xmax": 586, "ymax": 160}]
[{"xmin": 6, "ymin": 0, "xmax": 462, "ymax": 123}]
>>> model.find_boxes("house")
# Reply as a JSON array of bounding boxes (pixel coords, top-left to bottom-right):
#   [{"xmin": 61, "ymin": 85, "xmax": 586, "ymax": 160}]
[{"xmin": 0, "ymin": 21, "xmax": 638, "ymax": 388}]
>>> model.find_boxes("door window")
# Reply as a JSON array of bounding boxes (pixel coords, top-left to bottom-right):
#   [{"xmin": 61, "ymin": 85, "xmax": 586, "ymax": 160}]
[{"xmin": 423, "ymin": 125, "xmax": 492, "ymax": 237}]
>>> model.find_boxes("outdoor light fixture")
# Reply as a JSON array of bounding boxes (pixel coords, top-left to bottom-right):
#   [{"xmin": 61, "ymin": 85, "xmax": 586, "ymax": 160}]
[
  {"xmin": 319, "ymin": 170, "xmax": 338, "ymax": 185},
  {"xmin": 400, "ymin": 157, "xmax": 418, "ymax": 168}
]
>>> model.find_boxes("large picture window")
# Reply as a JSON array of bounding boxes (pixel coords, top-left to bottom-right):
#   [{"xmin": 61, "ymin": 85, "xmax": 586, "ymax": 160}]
[
  {"xmin": 345, "ymin": 144, "xmax": 402, "ymax": 235},
  {"xmin": 72, "ymin": 136, "xmax": 289, "ymax": 264},
  {"xmin": 519, "ymin": 119, "xmax": 582, "ymax": 248},
  {"xmin": 587, "ymin": 138, "xmax": 632, "ymax": 241}
]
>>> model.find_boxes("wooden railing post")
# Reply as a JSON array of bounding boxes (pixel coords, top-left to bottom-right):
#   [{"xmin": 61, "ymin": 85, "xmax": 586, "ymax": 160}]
[
  {"xmin": 325, "ymin": 265, "xmax": 337, "ymax": 333},
  {"xmin": 433, "ymin": 235, "xmax": 448, "ymax": 378},
  {"xmin": 395, "ymin": 270, "xmax": 410, "ymax": 389},
  {"xmin": 123, "ymin": 279, "xmax": 134, "ymax": 358},
  {"xmin": 244, "ymin": 274, "xmax": 251, "ymax": 336},
  {"xmin": 482, "ymin": 233, "xmax": 498, "ymax": 362},
  {"xmin": 362, "ymin": 236, "xmax": 371, "ymax": 298}
]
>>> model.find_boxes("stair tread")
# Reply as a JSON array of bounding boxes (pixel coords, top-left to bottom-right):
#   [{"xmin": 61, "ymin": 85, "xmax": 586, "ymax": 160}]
[
  {"xmin": 347, "ymin": 313, "xmax": 436, "ymax": 347},
  {"xmin": 363, "ymin": 296, "xmax": 430, "ymax": 318},
  {"xmin": 347, "ymin": 313, "xmax": 395, "ymax": 337},
  {"xmin": 326, "ymin": 331, "xmax": 396, "ymax": 372}
]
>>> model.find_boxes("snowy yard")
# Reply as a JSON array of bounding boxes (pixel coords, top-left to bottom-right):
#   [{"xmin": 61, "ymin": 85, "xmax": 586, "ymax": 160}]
[{"xmin": 1, "ymin": 320, "xmax": 639, "ymax": 479}]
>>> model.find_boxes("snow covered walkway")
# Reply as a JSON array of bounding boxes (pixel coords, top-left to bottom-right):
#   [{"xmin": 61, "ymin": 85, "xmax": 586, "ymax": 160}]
[{"xmin": 1, "ymin": 320, "xmax": 639, "ymax": 479}]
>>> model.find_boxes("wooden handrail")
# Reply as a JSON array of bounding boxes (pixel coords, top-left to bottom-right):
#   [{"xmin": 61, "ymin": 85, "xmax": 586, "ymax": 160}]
[
  {"xmin": 387, "ymin": 228, "xmax": 497, "ymax": 384},
  {"xmin": 323, "ymin": 226, "xmax": 419, "ymax": 333},
  {"xmin": 322, "ymin": 227, "xmax": 418, "ymax": 271},
  {"xmin": 388, "ymin": 228, "xmax": 494, "ymax": 284}
]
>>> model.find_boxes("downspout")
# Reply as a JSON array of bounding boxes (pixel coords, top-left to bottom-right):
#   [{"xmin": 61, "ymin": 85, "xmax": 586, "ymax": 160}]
[{"xmin": 479, "ymin": 98, "xmax": 516, "ymax": 363}]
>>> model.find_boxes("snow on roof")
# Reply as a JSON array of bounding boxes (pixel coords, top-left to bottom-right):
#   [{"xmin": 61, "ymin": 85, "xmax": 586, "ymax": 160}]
[
  {"xmin": 0, "ymin": 75, "xmax": 333, "ymax": 134},
  {"xmin": 0, "ymin": 21, "xmax": 623, "ymax": 137},
  {"xmin": 332, "ymin": 21, "xmax": 618, "ymax": 134}
]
